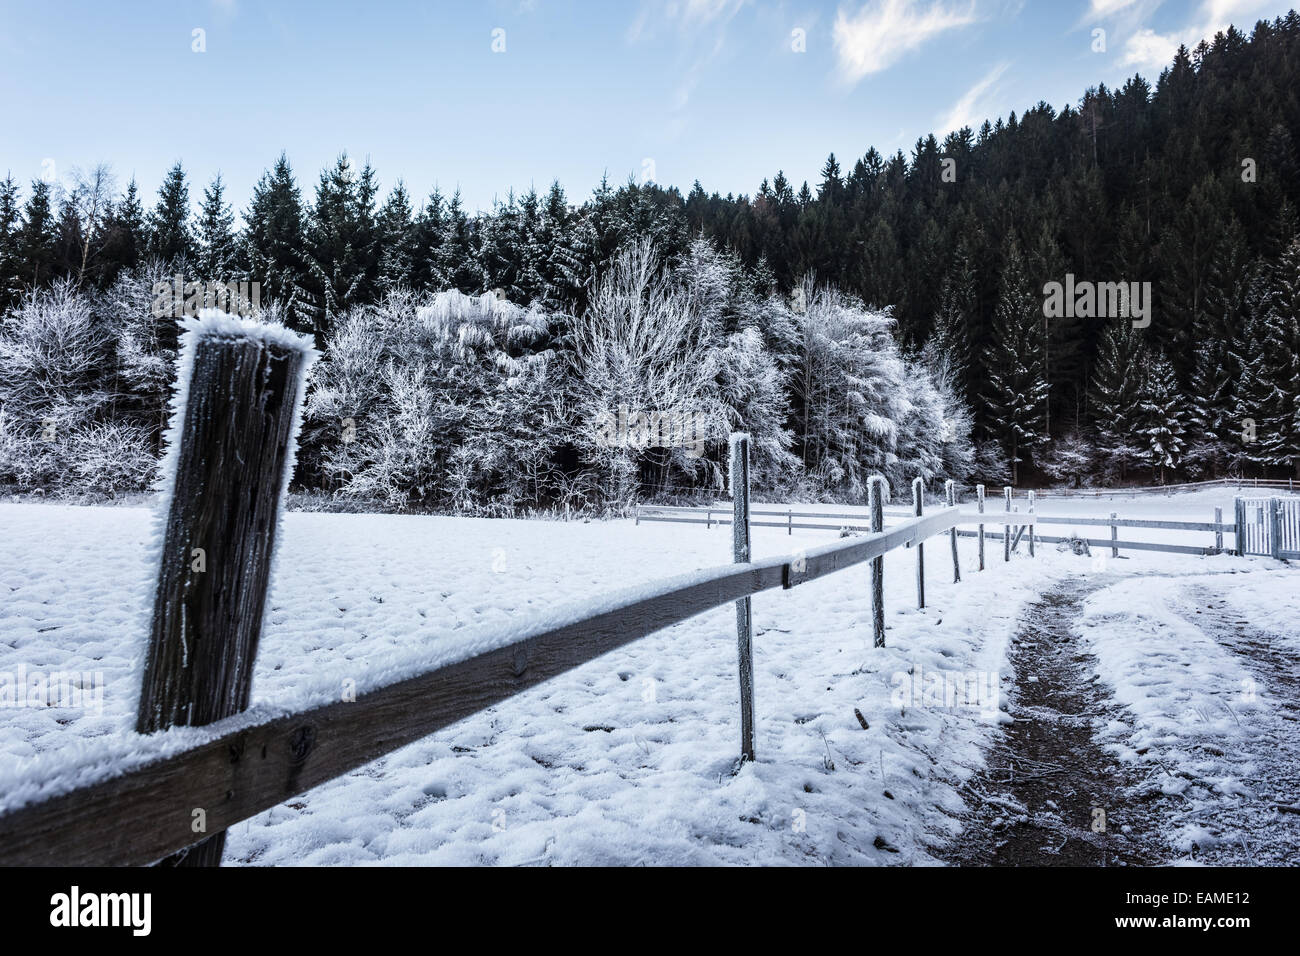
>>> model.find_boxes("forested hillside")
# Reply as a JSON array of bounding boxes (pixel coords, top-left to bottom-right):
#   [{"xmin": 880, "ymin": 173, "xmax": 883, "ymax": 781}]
[{"xmin": 1, "ymin": 11, "xmax": 1299, "ymax": 508}]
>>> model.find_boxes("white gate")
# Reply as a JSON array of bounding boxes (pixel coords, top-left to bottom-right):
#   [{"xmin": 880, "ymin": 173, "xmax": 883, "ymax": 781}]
[{"xmin": 1236, "ymin": 496, "xmax": 1300, "ymax": 559}]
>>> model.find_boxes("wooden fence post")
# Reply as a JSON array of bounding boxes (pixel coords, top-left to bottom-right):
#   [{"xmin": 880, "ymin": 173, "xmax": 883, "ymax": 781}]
[
  {"xmin": 869, "ymin": 475, "xmax": 886, "ymax": 648},
  {"xmin": 946, "ymin": 479, "xmax": 960, "ymax": 583},
  {"xmin": 1214, "ymin": 507, "xmax": 1223, "ymax": 554},
  {"xmin": 914, "ymin": 477, "xmax": 925, "ymax": 609},
  {"xmin": 730, "ymin": 434, "xmax": 755, "ymax": 762},
  {"xmin": 136, "ymin": 314, "xmax": 316, "ymax": 867},
  {"xmin": 1004, "ymin": 486, "xmax": 1012, "ymax": 562},
  {"xmin": 1235, "ymin": 497, "xmax": 1245, "ymax": 555},
  {"xmin": 1269, "ymin": 497, "xmax": 1282, "ymax": 560},
  {"xmin": 976, "ymin": 483, "xmax": 985, "ymax": 571},
  {"xmin": 1028, "ymin": 489, "xmax": 1036, "ymax": 557},
  {"xmin": 1110, "ymin": 512, "xmax": 1118, "ymax": 558}
]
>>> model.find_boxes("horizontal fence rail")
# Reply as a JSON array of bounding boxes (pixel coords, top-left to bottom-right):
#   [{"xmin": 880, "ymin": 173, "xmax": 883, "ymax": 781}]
[
  {"xmin": 952, "ymin": 529, "xmax": 1222, "ymax": 556},
  {"xmin": 0, "ymin": 507, "xmax": 960, "ymax": 867},
  {"xmin": 1030, "ymin": 477, "xmax": 1298, "ymax": 498},
  {"xmin": 641, "ymin": 494, "xmax": 1254, "ymax": 559}
]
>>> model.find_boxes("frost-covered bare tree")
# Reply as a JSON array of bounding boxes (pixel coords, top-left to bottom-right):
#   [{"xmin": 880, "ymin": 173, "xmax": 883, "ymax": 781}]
[
  {"xmin": 70, "ymin": 164, "xmax": 116, "ymax": 286},
  {"xmin": 0, "ymin": 278, "xmax": 152, "ymax": 491},
  {"xmin": 307, "ymin": 288, "xmax": 570, "ymax": 511},
  {"xmin": 569, "ymin": 238, "xmax": 726, "ymax": 504}
]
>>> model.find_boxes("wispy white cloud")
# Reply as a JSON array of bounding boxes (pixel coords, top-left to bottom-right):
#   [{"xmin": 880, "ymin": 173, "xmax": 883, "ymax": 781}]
[
  {"xmin": 625, "ymin": 1, "xmax": 749, "ymax": 114},
  {"xmin": 665, "ymin": 0, "xmax": 748, "ymax": 26},
  {"xmin": 936, "ymin": 60, "xmax": 1010, "ymax": 133},
  {"xmin": 1086, "ymin": 0, "xmax": 1141, "ymax": 17},
  {"xmin": 630, "ymin": 0, "xmax": 748, "ymax": 40},
  {"xmin": 833, "ymin": 0, "xmax": 979, "ymax": 83}
]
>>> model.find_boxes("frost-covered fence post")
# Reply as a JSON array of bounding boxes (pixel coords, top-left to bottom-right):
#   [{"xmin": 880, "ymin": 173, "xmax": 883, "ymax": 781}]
[
  {"xmin": 946, "ymin": 479, "xmax": 960, "ymax": 583},
  {"xmin": 1234, "ymin": 498, "xmax": 1245, "ymax": 555},
  {"xmin": 1110, "ymin": 512, "xmax": 1119, "ymax": 558},
  {"xmin": 1214, "ymin": 507, "xmax": 1223, "ymax": 554},
  {"xmin": 787, "ymin": 508, "xmax": 792, "ymax": 536},
  {"xmin": 868, "ymin": 476, "xmax": 886, "ymax": 648},
  {"xmin": 1269, "ymin": 497, "xmax": 1282, "ymax": 560},
  {"xmin": 976, "ymin": 484, "xmax": 985, "ymax": 571},
  {"xmin": 913, "ymin": 477, "xmax": 925, "ymax": 609},
  {"xmin": 1027, "ymin": 490, "xmax": 1036, "ymax": 557},
  {"xmin": 730, "ymin": 434, "xmax": 755, "ymax": 763},
  {"xmin": 136, "ymin": 312, "xmax": 316, "ymax": 867},
  {"xmin": 1003, "ymin": 486, "xmax": 1012, "ymax": 563}
]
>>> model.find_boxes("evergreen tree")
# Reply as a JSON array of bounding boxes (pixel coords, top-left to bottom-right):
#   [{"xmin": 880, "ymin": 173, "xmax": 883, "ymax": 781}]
[
  {"xmin": 982, "ymin": 238, "xmax": 1049, "ymax": 483},
  {"xmin": 146, "ymin": 162, "xmax": 195, "ymax": 264},
  {"xmin": 242, "ymin": 153, "xmax": 308, "ymax": 326},
  {"xmin": 1251, "ymin": 237, "xmax": 1300, "ymax": 475},
  {"xmin": 1187, "ymin": 218, "xmax": 1252, "ymax": 474},
  {"xmin": 411, "ymin": 188, "xmax": 448, "ymax": 292},
  {"xmin": 438, "ymin": 190, "xmax": 482, "ymax": 294},
  {"xmin": 539, "ymin": 181, "xmax": 584, "ymax": 309},
  {"xmin": 302, "ymin": 153, "xmax": 374, "ymax": 334},
  {"xmin": 92, "ymin": 178, "xmax": 147, "ymax": 287},
  {"xmin": 197, "ymin": 173, "xmax": 237, "ymax": 280},
  {"xmin": 1134, "ymin": 350, "xmax": 1191, "ymax": 482},
  {"xmin": 928, "ymin": 248, "xmax": 976, "ymax": 397},
  {"xmin": 0, "ymin": 175, "xmax": 23, "ymax": 310},
  {"xmin": 376, "ymin": 181, "xmax": 416, "ymax": 292},
  {"xmin": 1091, "ymin": 317, "xmax": 1146, "ymax": 480},
  {"xmin": 17, "ymin": 179, "xmax": 59, "ymax": 288}
]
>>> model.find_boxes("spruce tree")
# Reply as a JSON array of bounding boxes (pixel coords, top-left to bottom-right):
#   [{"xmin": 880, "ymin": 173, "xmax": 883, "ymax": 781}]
[
  {"xmin": 1091, "ymin": 317, "xmax": 1145, "ymax": 480},
  {"xmin": 1187, "ymin": 218, "xmax": 1252, "ymax": 474},
  {"xmin": 927, "ymin": 250, "xmax": 976, "ymax": 393},
  {"xmin": 376, "ymin": 181, "xmax": 416, "ymax": 292},
  {"xmin": 540, "ymin": 181, "xmax": 583, "ymax": 309},
  {"xmin": 1134, "ymin": 350, "xmax": 1191, "ymax": 482},
  {"xmin": 147, "ymin": 162, "xmax": 195, "ymax": 264},
  {"xmin": 411, "ymin": 188, "xmax": 448, "ymax": 292},
  {"xmin": 982, "ymin": 238, "xmax": 1049, "ymax": 484},
  {"xmin": 93, "ymin": 178, "xmax": 147, "ymax": 287},
  {"xmin": 439, "ymin": 190, "xmax": 482, "ymax": 294},
  {"xmin": 0, "ymin": 175, "xmax": 22, "ymax": 310},
  {"xmin": 1252, "ymin": 237, "xmax": 1300, "ymax": 475},
  {"xmin": 197, "ymin": 173, "xmax": 237, "ymax": 280},
  {"xmin": 242, "ymin": 153, "xmax": 308, "ymax": 326},
  {"xmin": 17, "ymin": 179, "xmax": 59, "ymax": 287},
  {"xmin": 302, "ymin": 153, "xmax": 371, "ymax": 334}
]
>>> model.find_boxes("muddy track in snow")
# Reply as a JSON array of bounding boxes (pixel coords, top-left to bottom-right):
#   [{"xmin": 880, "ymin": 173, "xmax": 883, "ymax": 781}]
[{"xmin": 940, "ymin": 575, "xmax": 1166, "ymax": 866}]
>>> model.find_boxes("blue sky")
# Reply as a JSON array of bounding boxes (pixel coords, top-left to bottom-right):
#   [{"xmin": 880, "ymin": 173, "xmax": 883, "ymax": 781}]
[{"xmin": 0, "ymin": 0, "xmax": 1293, "ymax": 216}]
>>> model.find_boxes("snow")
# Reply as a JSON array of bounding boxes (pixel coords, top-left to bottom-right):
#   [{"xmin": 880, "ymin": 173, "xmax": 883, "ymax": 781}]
[
  {"xmin": 1, "ymin": 488, "xmax": 1295, "ymax": 864},
  {"xmin": 1074, "ymin": 563, "xmax": 1300, "ymax": 861},
  {"xmin": 3, "ymin": 499, "xmax": 1066, "ymax": 864}
]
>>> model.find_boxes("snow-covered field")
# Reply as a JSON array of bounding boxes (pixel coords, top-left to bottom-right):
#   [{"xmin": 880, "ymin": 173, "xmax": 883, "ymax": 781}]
[{"xmin": 1, "ymin": 494, "xmax": 1296, "ymax": 865}]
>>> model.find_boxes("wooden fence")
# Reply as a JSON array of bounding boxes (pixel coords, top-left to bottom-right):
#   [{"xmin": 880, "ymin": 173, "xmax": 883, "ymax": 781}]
[
  {"xmin": 638, "ymin": 486, "xmax": 1243, "ymax": 559},
  {"xmin": 0, "ymin": 363, "xmax": 967, "ymax": 867},
  {"xmin": 1028, "ymin": 476, "xmax": 1298, "ymax": 499}
]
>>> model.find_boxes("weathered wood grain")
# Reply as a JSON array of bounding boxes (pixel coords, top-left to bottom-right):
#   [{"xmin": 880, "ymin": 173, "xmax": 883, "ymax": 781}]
[{"xmin": 137, "ymin": 329, "xmax": 309, "ymax": 867}]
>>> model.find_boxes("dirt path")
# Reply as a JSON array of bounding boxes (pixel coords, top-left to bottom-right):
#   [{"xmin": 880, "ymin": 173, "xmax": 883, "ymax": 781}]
[{"xmin": 941, "ymin": 575, "xmax": 1165, "ymax": 866}]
